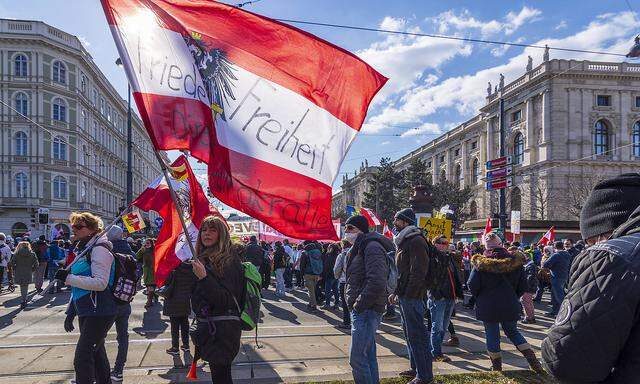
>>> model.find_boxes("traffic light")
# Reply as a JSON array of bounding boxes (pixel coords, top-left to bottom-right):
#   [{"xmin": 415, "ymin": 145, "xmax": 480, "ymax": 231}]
[
  {"xmin": 37, "ymin": 208, "xmax": 49, "ymax": 224},
  {"xmin": 29, "ymin": 209, "xmax": 37, "ymax": 228}
]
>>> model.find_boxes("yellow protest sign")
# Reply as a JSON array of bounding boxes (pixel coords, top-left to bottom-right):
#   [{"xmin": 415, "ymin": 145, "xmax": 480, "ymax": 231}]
[{"xmin": 418, "ymin": 216, "xmax": 453, "ymax": 240}]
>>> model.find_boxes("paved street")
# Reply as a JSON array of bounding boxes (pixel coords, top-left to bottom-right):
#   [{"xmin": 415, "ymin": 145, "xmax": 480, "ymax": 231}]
[{"xmin": 0, "ymin": 285, "xmax": 553, "ymax": 383}]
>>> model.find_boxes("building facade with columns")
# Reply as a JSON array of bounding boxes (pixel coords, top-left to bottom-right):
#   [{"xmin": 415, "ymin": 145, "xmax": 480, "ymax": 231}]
[
  {"xmin": 0, "ymin": 19, "xmax": 161, "ymax": 239},
  {"xmin": 334, "ymin": 56, "xmax": 640, "ymax": 241}
]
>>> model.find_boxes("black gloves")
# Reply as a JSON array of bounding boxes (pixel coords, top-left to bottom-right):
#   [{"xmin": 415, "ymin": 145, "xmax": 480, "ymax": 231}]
[
  {"xmin": 54, "ymin": 269, "xmax": 69, "ymax": 282},
  {"xmin": 64, "ymin": 314, "xmax": 75, "ymax": 332}
]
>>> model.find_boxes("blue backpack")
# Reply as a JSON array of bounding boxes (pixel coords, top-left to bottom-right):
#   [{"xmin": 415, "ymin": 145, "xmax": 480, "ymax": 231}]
[{"xmin": 309, "ymin": 255, "xmax": 323, "ymax": 275}]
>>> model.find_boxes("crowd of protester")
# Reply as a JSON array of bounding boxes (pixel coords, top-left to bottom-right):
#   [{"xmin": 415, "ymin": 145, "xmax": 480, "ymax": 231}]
[{"xmin": 2, "ymin": 172, "xmax": 640, "ymax": 384}]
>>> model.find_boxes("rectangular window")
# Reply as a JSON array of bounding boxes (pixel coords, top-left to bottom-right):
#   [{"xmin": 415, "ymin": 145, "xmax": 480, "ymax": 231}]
[
  {"xmin": 92, "ymin": 89, "xmax": 97, "ymax": 106},
  {"xmin": 100, "ymin": 98, "xmax": 105, "ymax": 115},
  {"xmin": 511, "ymin": 110, "xmax": 522, "ymax": 122},
  {"xmin": 471, "ymin": 141, "xmax": 477, "ymax": 150},
  {"xmin": 439, "ymin": 155, "xmax": 445, "ymax": 163},
  {"xmin": 636, "ymin": 96, "xmax": 640, "ymax": 108},
  {"xmin": 454, "ymin": 148, "xmax": 460, "ymax": 157},
  {"xmin": 596, "ymin": 95, "xmax": 611, "ymax": 106}
]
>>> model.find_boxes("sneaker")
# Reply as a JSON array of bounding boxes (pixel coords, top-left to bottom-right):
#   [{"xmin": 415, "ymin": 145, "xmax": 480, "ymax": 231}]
[
  {"xmin": 110, "ymin": 371, "xmax": 123, "ymax": 382},
  {"xmin": 166, "ymin": 347, "xmax": 180, "ymax": 355},
  {"xmin": 442, "ymin": 336, "xmax": 460, "ymax": 347},
  {"xmin": 433, "ymin": 354, "xmax": 452, "ymax": 363},
  {"xmin": 399, "ymin": 369, "xmax": 416, "ymax": 378}
]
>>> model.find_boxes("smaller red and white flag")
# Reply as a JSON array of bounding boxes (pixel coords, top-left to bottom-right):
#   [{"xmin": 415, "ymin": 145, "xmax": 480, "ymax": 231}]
[
  {"xmin": 481, "ymin": 217, "xmax": 492, "ymax": 244},
  {"xmin": 538, "ymin": 227, "xmax": 555, "ymax": 246},
  {"xmin": 382, "ymin": 221, "xmax": 393, "ymax": 239},
  {"xmin": 361, "ymin": 207, "xmax": 382, "ymax": 227}
]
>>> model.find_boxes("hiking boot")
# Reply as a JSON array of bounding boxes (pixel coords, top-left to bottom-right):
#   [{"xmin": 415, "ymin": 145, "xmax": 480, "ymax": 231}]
[
  {"xmin": 489, "ymin": 354, "xmax": 502, "ymax": 371},
  {"xmin": 520, "ymin": 348, "xmax": 545, "ymax": 374},
  {"xmin": 399, "ymin": 369, "xmax": 416, "ymax": 378},
  {"xmin": 442, "ymin": 336, "xmax": 460, "ymax": 347},
  {"xmin": 166, "ymin": 347, "xmax": 180, "ymax": 355},
  {"xmin": 433, "ymin": 354, "xmax": 451, "ymax": 363}
]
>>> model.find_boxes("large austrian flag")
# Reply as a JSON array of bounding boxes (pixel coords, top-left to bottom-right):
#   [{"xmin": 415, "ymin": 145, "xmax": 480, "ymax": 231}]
[
  {"xmin": 132, "ymin": 155, "xmax": 217, "ymax": 286},
  {"xmin": 101, "ymin": 0, "xmax": 387, "ymax": 241}
]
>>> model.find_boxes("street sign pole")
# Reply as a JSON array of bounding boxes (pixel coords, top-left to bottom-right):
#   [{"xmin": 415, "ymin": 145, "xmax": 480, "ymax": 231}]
[{"xmin": 498, "ymin": 98, "xmax": 506, "ymax": 232}]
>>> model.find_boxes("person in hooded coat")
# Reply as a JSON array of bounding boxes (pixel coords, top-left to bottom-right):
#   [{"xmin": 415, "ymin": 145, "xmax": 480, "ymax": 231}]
[{"xmin": 468, "ymin": 232, "xmax": 544, "ymax": 374}]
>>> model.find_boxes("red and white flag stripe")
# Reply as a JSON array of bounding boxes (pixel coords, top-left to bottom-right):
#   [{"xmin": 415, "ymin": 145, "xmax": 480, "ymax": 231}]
[
  {"xmin": 360, "ymin": 207, "xmax": 382, "ymax": 227},
  {"xmin": 101, "ymin": 0, "xmax": 386, "ymax": 241}
]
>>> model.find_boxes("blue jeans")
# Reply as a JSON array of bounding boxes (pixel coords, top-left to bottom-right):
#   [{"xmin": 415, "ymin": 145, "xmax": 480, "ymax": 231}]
[
  {"xmin": 483, "ymin": 321, "xmax": 528, "ymax": 353},
  {"xmin": 350, "ymin": 309, "xmax": 382, "ymax": 384},
  {"xmin": 550, "ymin": 277, "xmax": 567, "ymax": 314},
  {"xmin": 399, "ymin": 297, "xmax": 433, "ymax": 381},
  {"xmin": 427, "ymin": 298, "xmax": 455, "ymax": 357},
  {"xmin": 113, "ymin": 303, "xmax": 132, "ymax": 373},
  {"xmin": 275, "ymin": 268, "xmax": 286, "ymax": 296},
  {"xmin": 324, "ymin": 276, "xmax": 339, "ymax": 306}
]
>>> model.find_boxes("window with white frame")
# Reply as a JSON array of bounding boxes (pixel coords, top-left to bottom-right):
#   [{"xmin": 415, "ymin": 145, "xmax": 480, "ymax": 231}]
[
  {"xmin": 472, "ymin": 158, "xmax": 479, "ymax": 184},
  {"xmin": 15, "ymin": 131, "xmax": 28, "ymax": 156},
  {"xmin": 53, "ymin": 136, "xmax": 67, "ymax": 160},
  {"xmin": 53, "ymin": 176, "xmax": 67, "ymax": 199},
  {"xmin": 14, "ymin": 54, "xmax": 28, "ymax": 77},
  {"xmin": 594, "ymin": 119, "xmax": 609, "ymax": 155},
  {"xmin": 100, "ymin": 98, "xmax": 105, "ymax": 115},
  {"xmin": 513, "ymin": 132, "xmax": 525, "ymax": 164},
  {"xmin": 15, "ymin": 172, "xmax": 28, "ymax": 198},
  {"xmin": 52, "ymin": 98, "xmax": 67, "ymax": 122},
  {"xmin": 14, "ymin": 92, "xmax": 28, "ymax": 116},
  {"xmin": 80, "ymin": 74, "xmax": 87, "ymax": 94},
  {"xmin": 633, "ymin": 121, "xmax": 640, "ymax": 157},
  {"xmin": 81, "ymin": 181, "xmax": 87, "ymax": 202},
  {"xmin": 52, "ymin": 60, "xmax": 67, "ymax": 84}
]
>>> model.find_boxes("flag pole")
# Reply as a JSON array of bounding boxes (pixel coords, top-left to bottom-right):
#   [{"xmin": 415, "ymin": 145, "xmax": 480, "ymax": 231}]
[{"xmin": 152, "ymin": 151, "xmax": 199, "ymax": 261}]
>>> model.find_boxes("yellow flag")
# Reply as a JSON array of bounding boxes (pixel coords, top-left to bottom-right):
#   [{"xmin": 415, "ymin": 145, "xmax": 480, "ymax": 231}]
[{"xmin": 123, "ymin": 210, "xmax": 146, "ymax": 233}]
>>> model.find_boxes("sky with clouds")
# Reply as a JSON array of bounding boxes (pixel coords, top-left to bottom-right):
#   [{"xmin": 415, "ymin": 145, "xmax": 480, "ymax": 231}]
[{"xmin": 3, "ymin": 0, "xmax": 639, "ymax": 208}]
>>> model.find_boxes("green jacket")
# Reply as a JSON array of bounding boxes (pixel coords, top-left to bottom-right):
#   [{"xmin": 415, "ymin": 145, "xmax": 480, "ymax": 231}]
[
  {"xmin": 10, "ymin": 248, "xmax": 39, "ymax": 285},
  {"xmin": 136, "ymin": 246, "xmax": 155, "ymax": 286}
]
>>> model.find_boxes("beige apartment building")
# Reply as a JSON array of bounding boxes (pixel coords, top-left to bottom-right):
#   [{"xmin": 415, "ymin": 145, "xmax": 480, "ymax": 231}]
[{"xmin": 0, "ymin": 19, "xmax": 161, "ymax": 239}]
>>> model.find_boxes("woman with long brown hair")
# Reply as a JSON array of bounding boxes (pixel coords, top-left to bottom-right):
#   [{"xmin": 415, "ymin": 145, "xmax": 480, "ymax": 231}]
[{"xmin": 191, "ymin": 215, "xmax": 244, "ymax": 384}]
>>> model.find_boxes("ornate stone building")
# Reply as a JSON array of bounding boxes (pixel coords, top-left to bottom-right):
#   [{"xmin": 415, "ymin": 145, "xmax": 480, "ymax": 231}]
[
  {"xmin": 333, "ymin": 55, "xmax": 640, "ymax": 242},
  {"xmin": 0, "ymin": 19, "xmax": 161, "ymax": 239}
]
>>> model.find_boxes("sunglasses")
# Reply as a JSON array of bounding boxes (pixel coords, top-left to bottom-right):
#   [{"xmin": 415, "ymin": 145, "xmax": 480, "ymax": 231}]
[{"xmin": 71, "ymin": 224, "xmax": 86, "ymax": 230}]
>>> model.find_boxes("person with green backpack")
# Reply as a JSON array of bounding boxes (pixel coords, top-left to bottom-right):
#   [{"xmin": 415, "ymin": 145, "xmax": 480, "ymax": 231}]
[{"xmin": 190, "ymin": 215, "xmax": 262, "ymax": 384}]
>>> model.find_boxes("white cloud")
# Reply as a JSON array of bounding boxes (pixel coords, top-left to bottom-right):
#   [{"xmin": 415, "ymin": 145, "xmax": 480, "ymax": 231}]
[
  {"xmin": 365, "ymin": 11, "xmax": 636, "ymax": 138},
  {"xmin": 433, "ymin": 6, "xmax": 541, "ymax": 37},
  {"xmin": 491, "ymin": 37, "xmax": 525, "ymax": 57},
  {"xmin": 357, "ymin": 17, "xmax": 472, "ymax": 113},
  {"xmin": 555, "ymin": 20, "xmax": 568, "ymax": 30},
  {"xmin": 380, "ymin": 140, "xmax": 391, "ymax": 145}
]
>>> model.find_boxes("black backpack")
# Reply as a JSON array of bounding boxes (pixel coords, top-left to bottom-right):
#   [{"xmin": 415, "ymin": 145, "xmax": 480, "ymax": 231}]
[
  {"xmin": 422, "ymin": 237, "xmax": 450, "ymax": 291},
  {"xmin": 91, "ymin": 244, "xmax": 140, "ymax": 304}
]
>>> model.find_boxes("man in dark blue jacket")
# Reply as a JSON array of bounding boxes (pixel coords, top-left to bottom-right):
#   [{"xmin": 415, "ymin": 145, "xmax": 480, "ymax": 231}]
[{"xmin": 542, "ymin": 241, "xmax": 571, "ymax": 316}]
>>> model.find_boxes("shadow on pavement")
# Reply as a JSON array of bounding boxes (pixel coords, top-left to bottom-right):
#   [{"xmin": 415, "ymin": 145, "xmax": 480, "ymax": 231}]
[
  {"xmin": 132, "ymin": 302, "xmax": 167, "ymax": 339},
  {"xmin": 262, "ymin": 300, "xmax": 300, "ymax": 325}
]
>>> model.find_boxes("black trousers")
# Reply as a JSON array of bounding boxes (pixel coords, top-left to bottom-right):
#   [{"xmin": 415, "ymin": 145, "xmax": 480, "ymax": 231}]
[
  {"xmin": 261, "ymin": 264, "xmax": 271, "ymax": 289},
  {"xmin": 339, "ymin": 283, "xmax": 350, "ymax": 325},
  {"xmin": 74, "ymin": 315, "xmax": 116, "ymax": 384},
  {"xmin": 294, "ymin": 270, "xmax": 303, "ymax": 287},
  {"xmin": 170, "ymin": 316, "xmax": 189, "ymax": 348},
  {"xmin": 210, "ymin": 363, "xmax": 232, "ymax": 384}
]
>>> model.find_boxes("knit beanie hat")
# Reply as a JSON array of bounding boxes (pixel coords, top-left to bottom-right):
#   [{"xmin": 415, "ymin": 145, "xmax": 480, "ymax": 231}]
[
  {"xmin": 107, "ymin": 225, "xmax": 124, "ymax": 242},
  {"xmin": 484, "ymin": 232, "xmax": 502, "ymax": 250},
  {"xmin": 394, "ymin": 208, "xmax": 416, "ymax": 225},
  {"xmin": 580, "ymin": 173, "xmax": 640, "ymax": 240},
  {"xmin": 345, "ymin": 215, "xmax": 369, "ymax": 233}
]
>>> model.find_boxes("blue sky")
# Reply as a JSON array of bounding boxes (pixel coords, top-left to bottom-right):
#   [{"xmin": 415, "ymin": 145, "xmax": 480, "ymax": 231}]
[{"xmin": 2, "ymin": 0, "xmax": 638, "ymax": 201}]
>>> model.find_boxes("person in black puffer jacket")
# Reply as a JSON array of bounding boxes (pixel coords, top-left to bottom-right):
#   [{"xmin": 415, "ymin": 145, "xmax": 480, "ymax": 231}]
[
  {"xmin": 163, "ymin": 262, "xmax": 197, "ymax": 355},
  {"xmin": 542, "ymin": 173, "xmax": 640, "ymax": 383},
  {"xmin": 272, "ymin": 242, "xmax": 287, "ymax": 297},
  {"xmin": 468, "ymin": 232, "xmax": 543, "ymax": 374},
  {"xmin": 190, "ymin": 216, "xmax": 244, "ymax": 384}
]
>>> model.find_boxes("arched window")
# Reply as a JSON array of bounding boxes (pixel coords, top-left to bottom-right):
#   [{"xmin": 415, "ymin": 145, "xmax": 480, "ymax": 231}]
[
  {"xmin": 80, "ymin": 74, "xmax": 87, "ymax": 94},
  {"xmin": 510, "ymin": 187, "xmax": 522, "ymax": 212},
  {"xmin": 15, "ymin": 172, "xmax": 28, "ymax": 198},
  {"xmin": 469, "ymin": 201, "xmax": 478, "ymax": 220},
  {"xmin": 14, "ymin": 54, "xmax": 28, "ymax": 77},
  {"xmin": 52, "ymin": 98, "xmax": 67, "ymax": 122},
  {"xmin": 472, "ymin": 158, "xmax": 480, "ymax": 184},
  {"xmin": 15, "ymin": 92, "xmax": 29, "ymax": 116},
  {"xmin": 513, "ymin": 132, "xmax": 525, "ymax": 164},
  {"xmin": 53, "ymin": 176, "xmax": 67, "ymax": 199},
  {"xmin": 440, "ymin": 169, "xmax": 446, "ymax": 183},
  {"xmin": 594, "ymin": 120, "xmax": 609, "ymax": 155},
  {"xmin": 15, "ymin": 131, "xmax": 28, "ymax": 156},
  {"xmin": 455, "ymin": 164, "xmax": 462, "ymax": 187},
  {"xmin": 11, "ymin": 222, "xmax": 28, "ymax": 238},
  {"xmin": 633, "ymin": 121, "xmax": 640, "ymax": 157},
  {"xmin": 81, "ymin": 181, "xmax": 87, "ymax": 202},
  {"xmin": 53, "ymin": 136, "xmax": 67, "ymax": 160},
  {"xmin": 52, "ymin": 60, "xmax": 66, "ymax": 84}
]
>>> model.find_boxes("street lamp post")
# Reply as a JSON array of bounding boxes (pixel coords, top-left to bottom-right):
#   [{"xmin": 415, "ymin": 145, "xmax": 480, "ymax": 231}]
[
  {"xmin": 498, "ymin": 97, "xmax": 506, "ymax": 232},
  {"xmin": 116, "ymin": 58, "xmax": 133, "ymax": 205}
]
